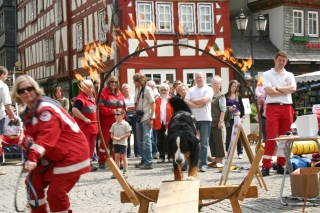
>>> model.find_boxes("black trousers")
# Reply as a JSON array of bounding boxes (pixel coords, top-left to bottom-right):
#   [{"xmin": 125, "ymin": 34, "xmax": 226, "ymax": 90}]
[{"xmin": 156, "ymin": 124, "xmax": 172, "ymax": 160}]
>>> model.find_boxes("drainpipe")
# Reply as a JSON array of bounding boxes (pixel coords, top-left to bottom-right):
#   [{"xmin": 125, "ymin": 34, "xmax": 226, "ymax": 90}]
[{"xmin": 66, "ymin": 1, "xmax": 73, "ymax": 99}]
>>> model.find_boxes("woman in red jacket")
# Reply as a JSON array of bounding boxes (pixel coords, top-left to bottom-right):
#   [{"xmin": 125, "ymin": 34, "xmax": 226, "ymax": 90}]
[
  {"xmin": 12, "ymin": 75, "xmax": 90, "ymax": 213},
  {"xmin": 98, "ymin": 76, "xmax": 125, "ymax": 169},
  {"xmin": 154, "ymin": 83, "xmax": 173, "ymax": 163}
]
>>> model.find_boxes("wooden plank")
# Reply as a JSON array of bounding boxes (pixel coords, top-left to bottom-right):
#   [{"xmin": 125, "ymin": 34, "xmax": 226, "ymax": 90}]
[
  {"xmin": 237, "ymin": 148, "xmax": 264, "ymax": 201},
  {"xmin": 106, "ymin": 158, "xmax": 140, "ymax": 206},
  {"xmin": 155, "ymin": 181, "xmax": 199, "ymax": 213},
  {"xmin": 121, "ymin": 185, "xmax": 258, "ymax": 203},
  {"xmin": 227, "ymin": 187, "xmax": 242, "ymax": 213}
]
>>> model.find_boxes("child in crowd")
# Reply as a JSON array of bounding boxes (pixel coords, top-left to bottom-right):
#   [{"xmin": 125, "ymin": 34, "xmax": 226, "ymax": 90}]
[
  {"xmin": 255, "ymin": 77, "xmax": 267, "ymax": 117},
  {"xmin": 110, "ymin": 108, "xmax": 131, "ymax": 179}
]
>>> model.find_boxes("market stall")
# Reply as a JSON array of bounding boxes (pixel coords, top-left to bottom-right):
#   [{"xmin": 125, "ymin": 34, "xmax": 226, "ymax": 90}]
[{"xmin": 295, "ymin": 71, "xmax": 320, "ymax": 115}]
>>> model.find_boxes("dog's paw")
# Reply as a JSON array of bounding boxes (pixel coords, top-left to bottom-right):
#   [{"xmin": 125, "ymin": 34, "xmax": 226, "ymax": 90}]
[{"xmin": 186, "ymin": 176, "xmax": 196, "ymax": 181}]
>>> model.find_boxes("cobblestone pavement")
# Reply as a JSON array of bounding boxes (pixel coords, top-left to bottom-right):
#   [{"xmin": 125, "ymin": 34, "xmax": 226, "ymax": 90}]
[{"xmin": 1, "ymin": 144, "xmax": 319, "ymax": 213}]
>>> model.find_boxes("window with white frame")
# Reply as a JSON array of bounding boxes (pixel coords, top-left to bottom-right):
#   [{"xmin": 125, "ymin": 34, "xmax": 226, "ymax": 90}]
[
  {"xmin": 198, "ymin": 4, "xmax": 213, "ymax": 34},
  {"xmin": 179, "ymin": 3, "xmax": 195, "ymax": 34},
  {"xmin": 156, "ymin": 2, "xmax": 173, "ymax": 33},
  {"xmin": 30, "ymin": 0, "xmax": 37, "ymax": 22},
  {"xmin": 39, "ymin": 0, "xmax": 43, "ymax": 12},
  {"xmin": 140, "ymin": 69, "xmax": 176, "ymax": 89},
  {"xmin": 293, "ymin": 10, "xmax": 304, "ymax": 36},
  {"xmin": 183, "ymin": 69, "xmax": 215, "ymax": 87},
  {"xmin": 0, "ymin": 51, "xmax": 6, "ymax": 67},
  {"xmin": 0, "ymin": 11, "xmax": 4, "ymax": 34},
  {"xmin": 57, "ymin": 0, "xmax": 62, "ymax": 24},
  {"xmin": 308, "ymin": 11, "xmax": 318, "ymax": 37},
  {"xmin": 18, "ymin": 7, "xmax": 25, "ymax": 29},
  {"xmin": 76, "ymin": 22, "xmax": 83, "ymax": 51},
  {"xmin": 99, "ymin": 10, "xmax": 107, "ymax": 43},
  {"xmin": 44, "ymin": 37, "xmax": 54, "ymax": 62},
  {"xmin": 137, "ymin": 1, "xmax": 154, "ymax": 31}
]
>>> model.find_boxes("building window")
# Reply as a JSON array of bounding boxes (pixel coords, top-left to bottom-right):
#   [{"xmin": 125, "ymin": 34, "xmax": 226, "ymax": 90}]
[
  {"xmin": 156, "ymin": 2, "xmax": 173, "ymax": 33},
  {"xmin": 0, "ymin": 51, "xmax": 6, "ymax": 67},
  {"xmin": 0, "ymin": 12, "xmax": 4, "ymax": 34},
  {"xmin": 76, "ymin": 22, "xmax": 83, "ymax": 51},
  {"xmin": 57, "ymin": 0, "xmax": 62, "ymax": 24},
  {"xmin": 30, "ymin": 0, "xmax": 37, "ymax": 22},
  {"xmin": 99, "ymin": 10, "xmax": 107, "ymax": 43},
  {"xmin": 198, "ymin": 4, "xmax": 213, "ymax": 34},
  {"xmin": 44, "ymin": 37, "xmax": 54, "ymax": 63},
  {"xmin": 18, "ymin": 8, "xmax": 25, "ymax": 29},
  {"xmin": 137, "ymin": 1, "xmax": 154, "ymax": 31},
  {"xmin": 39, "ymin": 0, "xmax": 43, "ymax": 12},
  {"xmin": 140, "ymin": 69, "xmax": 176, "ymax": 89},
  {"xmin": 183, "ymin": 69, "xmax": 215, "ymax": 87},
  {"xmin": 308, "ymin": 11, "xmax": 318, "ymax": 37},
  {"xmin": 179, "ymin": 3, "xmax": 195, "ymax": 34},
  {"xmin": 293, "ymin": 10, "xmax": 304, "ymax": 36}
]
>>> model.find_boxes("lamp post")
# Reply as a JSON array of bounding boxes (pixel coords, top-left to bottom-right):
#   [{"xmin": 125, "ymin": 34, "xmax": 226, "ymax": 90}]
[{"xmin": 236, "ymin": 9, "xmax": 267, "ymax": 92}]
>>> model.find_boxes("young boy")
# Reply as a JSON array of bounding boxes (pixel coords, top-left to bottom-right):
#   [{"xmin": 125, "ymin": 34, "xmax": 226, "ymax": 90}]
[{"xmin": 110, "ymin": 108, "xmax": 131, "ymax": 178}]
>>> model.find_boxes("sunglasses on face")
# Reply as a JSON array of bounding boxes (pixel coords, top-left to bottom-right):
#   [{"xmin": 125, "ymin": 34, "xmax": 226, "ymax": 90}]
[
  {"xmin": 110, "ymin": 81, "xmax": 118, "ymax": 84},
  {"xmin": 17, "ymin": 86, "xmax": 35, "ymax": 94},
  {"xmin": 160, "ymin": 89, "xmax": 167, "ymax": 92},
  {"xmin": 114, "ymin": 114, "xmax": 121, "ymax": 116}
]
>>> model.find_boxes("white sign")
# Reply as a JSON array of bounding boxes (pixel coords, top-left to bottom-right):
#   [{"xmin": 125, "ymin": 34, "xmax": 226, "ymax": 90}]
[
  {"xmin": 242, "ymin": 98, "xmax": 252, "ymax": 114},
  {"xmin": 312, "ymin": 104, "xmax": 320, "ymax": 113},
  {"xmin": 221, "ymin": 116, "xmax": 241, "ymax": 179}
]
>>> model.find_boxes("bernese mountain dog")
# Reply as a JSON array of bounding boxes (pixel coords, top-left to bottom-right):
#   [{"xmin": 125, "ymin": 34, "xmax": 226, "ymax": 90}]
[{"xmin": 166, "ymin": 96, "xmax": 200, "ymax": 181}]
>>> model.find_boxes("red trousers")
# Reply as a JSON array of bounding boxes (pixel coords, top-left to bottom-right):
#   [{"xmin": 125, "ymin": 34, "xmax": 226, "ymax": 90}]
[
  {"xmin": 98, "ymin": 124, "xmax": 112, "ymax": 164},
  {"xmin": 262, "ymin": 104, "xmax": 294, "ymax": 169},
  {"xmin": 26, "ymin": 165, "xmax": 79, "ymax": 213},
  {"xmin": 85, "ymin": 134, "xmax": 96, "ymax": 159}
]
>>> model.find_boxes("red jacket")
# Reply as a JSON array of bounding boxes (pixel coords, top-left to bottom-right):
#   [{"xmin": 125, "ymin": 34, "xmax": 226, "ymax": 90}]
[
  {"xmin": 21, "ymin": 96, "xmax": 90, "ymax": 181},
  {"xmin": 154, "ymin": 96, "xmax": 173, "ymax": 130},
  {"xmin": 98, "ymin": 87, "xmax": 126, "ymax": 126},
  {"xmin": 74, "ymin": 92, "xmax": 98, "ymax": 134}
]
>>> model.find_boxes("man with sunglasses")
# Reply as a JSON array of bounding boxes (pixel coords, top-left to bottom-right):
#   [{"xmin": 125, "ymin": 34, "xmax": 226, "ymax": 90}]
[{"xmin": 0, "ymin": 66, "xmax": 18, "ymax": 175}]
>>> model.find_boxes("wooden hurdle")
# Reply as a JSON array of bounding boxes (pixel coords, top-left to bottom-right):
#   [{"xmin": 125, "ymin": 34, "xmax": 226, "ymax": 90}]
[{"xmin": 120, "ymin": 148, "xmax": 264, "ymax": 213}]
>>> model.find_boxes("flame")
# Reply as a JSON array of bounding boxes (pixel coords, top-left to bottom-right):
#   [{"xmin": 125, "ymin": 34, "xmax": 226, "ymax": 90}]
[{"xmin": 75, "ymin": 72, "xmax": 84, "ymax": 81}]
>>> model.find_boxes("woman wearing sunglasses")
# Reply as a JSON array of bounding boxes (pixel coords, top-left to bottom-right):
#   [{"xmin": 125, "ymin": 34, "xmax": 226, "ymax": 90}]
[
  {"xmin": 98, "ymin": 76, "xmax": 125, "ymax": 169},
  {"xmin": 11, "ymin": 75, "xmax": 91, "ymax": 213}
]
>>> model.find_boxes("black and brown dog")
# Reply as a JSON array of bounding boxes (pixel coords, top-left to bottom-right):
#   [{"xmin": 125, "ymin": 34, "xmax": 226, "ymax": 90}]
[{"xmin": 166, "ymin": 96, "xmax": 200, "ymax": 180}]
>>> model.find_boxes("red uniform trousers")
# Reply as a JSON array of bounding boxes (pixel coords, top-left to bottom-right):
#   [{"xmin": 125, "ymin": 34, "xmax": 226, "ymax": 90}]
[
  {"xmin": 262, "ymin": 104, "xmax": 294, "ymax": 169},
  {"xmin": 85, "ymin": 134, "xmax": 97, "ymax": 159},
  {"xmin": 98, "ymin": 124, "xmax": 112, "ymax": 164},
  {"xmin": 26, "ymin": 165, "xmax": 79, "ymax": 213}
]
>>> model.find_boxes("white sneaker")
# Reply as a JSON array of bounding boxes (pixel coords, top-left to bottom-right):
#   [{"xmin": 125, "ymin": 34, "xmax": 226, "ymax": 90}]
[
  {"xmin": 168, "ymin": 158, "xmax": 173, "ymax": 163},
  {"xmin": 0, "ymin": 167, "xmax": 6, "ymax": 175},
  {"xmin": 238, "ymin": 154, "xmax": 243, "ymax": 159},
  {"xmin": 157, "ymin": 158, "xmax": 165, "ymax": 163}
]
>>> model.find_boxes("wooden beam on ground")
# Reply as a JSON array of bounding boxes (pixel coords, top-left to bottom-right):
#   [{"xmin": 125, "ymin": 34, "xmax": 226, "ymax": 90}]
[
  {"xmin": 237, "ymin": 148, "xmax": 264, "ymax": 201},
  {"xmin": 106, "ymin": 158, "xmax": 139, "ymax": 206},
  {"xmin": 155, "ymin": 181, "xmax": 199, "ymax": 213},
  {"xmin": 121, "ymin": 185, "xmax": 258, "ymax": 203}
]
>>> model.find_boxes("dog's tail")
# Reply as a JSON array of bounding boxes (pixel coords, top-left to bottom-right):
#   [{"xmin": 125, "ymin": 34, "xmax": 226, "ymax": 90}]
[{"xmin": 169, "ymin": 96, "xmax": 192, "ymax": 114}]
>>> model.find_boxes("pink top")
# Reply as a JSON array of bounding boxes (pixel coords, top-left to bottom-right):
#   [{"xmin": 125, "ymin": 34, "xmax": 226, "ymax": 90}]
[{"xmin": 255, "ymin": 85, "xmax": 266, "ymax": 100}]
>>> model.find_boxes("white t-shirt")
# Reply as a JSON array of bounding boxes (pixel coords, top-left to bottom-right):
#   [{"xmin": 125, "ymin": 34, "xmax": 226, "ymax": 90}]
[
  {"xmin": 3, "ymin": 116, "xmax": 23, "ymax": 136},
  {"xmin": 262, "ymin": 68, "xmax": 296, "ymax": 104},
  {"xmin": 110, "ymin": 120, "xmax": 132, "ymax": 146},
  {"xmin": 0, "ymin": 80, "xmax": 12, "ymax": 120},
  {"xmin": 185, "ymin": 85, "xmax": 213, "ymax": 121}
]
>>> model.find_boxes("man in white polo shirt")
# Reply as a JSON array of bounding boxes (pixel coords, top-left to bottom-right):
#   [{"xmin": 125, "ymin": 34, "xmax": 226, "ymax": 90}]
[
  {"xmin": 261, "ymin": 51, "xmax": 296, "ymax": 176},
  {"xmin": 185, "ymin": 72, "xmax": 213, "ymax": 172}
]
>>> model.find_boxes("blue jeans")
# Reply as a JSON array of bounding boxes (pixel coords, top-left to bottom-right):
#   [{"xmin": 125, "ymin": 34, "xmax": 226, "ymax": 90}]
[
  {"xmin": 136, "ymin": 120, "xmax": 153, "ymax": 165},
  {"xmin": 127, "ymin": 115, "xmax": 139, "ymax": 157},
  {"xmin": 151, "ymin": 129, "xmax": 158, "ymax": 155},
  {"xmin": 196, "ymin": 121, "xmax": 211, "ymax": 168}
]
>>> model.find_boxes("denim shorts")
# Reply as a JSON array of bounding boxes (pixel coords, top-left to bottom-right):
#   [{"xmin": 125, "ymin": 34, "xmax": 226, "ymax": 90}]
[{"xmin": 113, "ymin": 144, "xmax": 127, "ymax": 154}]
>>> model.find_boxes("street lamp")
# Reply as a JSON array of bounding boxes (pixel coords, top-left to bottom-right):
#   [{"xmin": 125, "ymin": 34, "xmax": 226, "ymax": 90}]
[{"xmin": 236, "ymin": 9, "xmax": 267, "ymax": 91}]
